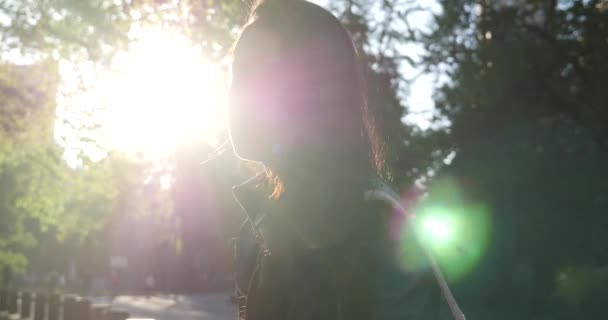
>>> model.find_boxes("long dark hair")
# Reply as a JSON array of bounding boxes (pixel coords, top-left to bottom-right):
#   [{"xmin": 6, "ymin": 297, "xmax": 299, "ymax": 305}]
[
  {"xmin": 229, "ymin": 0, "xmax": 387, "ymax": 192},
  {"xmin": 229, "ymin": 2, "xmax": 391, "ymax": 319}
]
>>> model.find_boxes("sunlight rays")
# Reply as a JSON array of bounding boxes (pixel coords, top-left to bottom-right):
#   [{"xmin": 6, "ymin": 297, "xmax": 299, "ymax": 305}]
[{"xmin": 58, "ymin": 27, "xmax": 228, "ymax": 162}]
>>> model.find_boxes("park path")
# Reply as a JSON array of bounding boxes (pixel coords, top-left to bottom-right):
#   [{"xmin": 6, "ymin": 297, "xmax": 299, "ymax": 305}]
[{"xmin": 90, "ymin": 294, "xmax": 237, "ymax": 320}]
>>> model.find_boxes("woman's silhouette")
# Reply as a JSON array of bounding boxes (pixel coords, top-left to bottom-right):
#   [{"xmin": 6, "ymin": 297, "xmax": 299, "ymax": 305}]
[{"xmin": 229, "ymin": 0, "xmax": 457, "ymax": 319}]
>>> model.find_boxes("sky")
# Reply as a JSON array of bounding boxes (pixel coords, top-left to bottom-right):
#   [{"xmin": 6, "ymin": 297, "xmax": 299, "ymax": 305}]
[{"xmin": 313, "ymin": 0, "xmax": 441, "ymax": 131}]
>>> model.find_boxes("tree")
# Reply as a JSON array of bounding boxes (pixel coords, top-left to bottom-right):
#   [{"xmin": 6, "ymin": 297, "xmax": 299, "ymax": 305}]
[
  {"xmin": 0, "ymin": 61, "xmax": 144, "ymax": 275},
  {"xmin": 0, "ymin": 0, "xmax": 247, "ymax": 275},
  {"xmin": 0, "ymin": 61, "xmax": 65, "ymax": 272},
  {"xmin": 329, "ymin": 0, "xmax": 450, "ymax": 186},
  {"xmin": 420, "ymin": 1, "xmax": 608, "ymax": 318},
  {"xmin": 0, "ymin": 0, "xmax": 131, "ymax": 63}
]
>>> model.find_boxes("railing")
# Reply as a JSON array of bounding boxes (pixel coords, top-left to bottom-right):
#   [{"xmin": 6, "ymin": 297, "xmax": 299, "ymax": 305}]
[{"xmin": 0, "ymin": 290, "xmax": 130, "ymax": 320}]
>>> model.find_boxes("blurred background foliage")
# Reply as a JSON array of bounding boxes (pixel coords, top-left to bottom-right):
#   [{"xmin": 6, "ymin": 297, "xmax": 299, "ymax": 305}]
[{"xmin": 0, "ymin": 0, "xmax": 607, "ymax": 318}]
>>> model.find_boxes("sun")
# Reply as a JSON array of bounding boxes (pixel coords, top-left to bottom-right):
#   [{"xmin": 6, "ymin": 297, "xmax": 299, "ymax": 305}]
[{"xmin": 94, "ymin": 27, "xmax": 227, "ymax": 159}]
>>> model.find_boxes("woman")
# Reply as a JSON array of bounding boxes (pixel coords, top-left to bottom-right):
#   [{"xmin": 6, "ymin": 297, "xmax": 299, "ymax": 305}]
[{"xmin": 229, "ymin": 0, "xmax": 459, "ymax": 319}]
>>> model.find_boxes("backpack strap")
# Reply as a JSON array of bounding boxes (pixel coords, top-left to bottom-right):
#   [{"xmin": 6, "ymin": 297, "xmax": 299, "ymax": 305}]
[{"xmin": 365, "ymin": 184, "xmax": 466, "ymax": 320}]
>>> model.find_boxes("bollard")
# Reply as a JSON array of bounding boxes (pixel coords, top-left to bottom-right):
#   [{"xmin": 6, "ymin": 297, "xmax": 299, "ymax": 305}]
[
  {"xmin": 21, "ymin": 292, "xmax": 32, "ymax": 319},
  {"xmin": 0, "ymin": 289, "xmax": 7, "ymax": 312},
  {"xmin": 33, "ymin": 293, "xmax": 46, "ymax": 320},
  {"xmin": 7, "ymin": 291, "xmax": 18, "ymax": 315},
  {"xmin": 107, "ymin": 311, "xmax": 129, "ymax": 320},
  {"xmin": 89, "ymin": 305, "xmax": 108, "ymax": 320},
  {"xmin": 62, "ymin": 297, "xmax": 77, "ymax": 320},
  {"xmin": 47, "ymin": 294, "xmax": 60, "ymax": 320},
  {"xmin": 75, "ymin": 300, "xmax": 91, "ymax": 320}
]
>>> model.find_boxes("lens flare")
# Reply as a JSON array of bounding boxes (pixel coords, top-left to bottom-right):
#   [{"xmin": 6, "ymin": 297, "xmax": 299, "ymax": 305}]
[
  {"xmin": 422, "ymin": 215, "xmax": 454, "ymax": 244},
  {"xmin": 396, "ymin": 177, "xmax": 492, "ymax": 282}
]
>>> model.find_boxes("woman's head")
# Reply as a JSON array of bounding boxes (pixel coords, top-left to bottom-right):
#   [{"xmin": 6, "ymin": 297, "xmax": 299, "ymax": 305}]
[{"xmin": 229, "ymin": 0, "xmax": 384, "ymax": 179}]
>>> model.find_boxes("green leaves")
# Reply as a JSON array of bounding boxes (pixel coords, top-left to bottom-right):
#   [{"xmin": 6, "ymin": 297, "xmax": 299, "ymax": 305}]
[
  {"xmin": 0, "ymin": 59, "xmax": 141, "ymax": 271},
  {"xmin": 0, "ymin": 0, "xmax": 132, "ymax": 63},
  {"xmin": 0, "ymin": 0, "xmax": 250, "ymax": 273},
  {"xmin": 419, "ymin": 1, "xmax": 608, "ymax": 317}
]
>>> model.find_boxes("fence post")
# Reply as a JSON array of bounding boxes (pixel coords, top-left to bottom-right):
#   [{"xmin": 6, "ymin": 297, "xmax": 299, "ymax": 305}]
[
  {"xmin": 0, "ymin": 289, "xmax": 7, "ymax": 313},
  {"xmin": 47, "ymin": 294, "xmax": 60, "ymax": 320},
  {"xmin": 21, "ymin": 292, "xmax": 32, "ymax": 319},
  {"xmin": 76, "ymin": 300, "xmax": 91, "ymax": 320},
  {"xmin": 62, "ymin": 298, "xmax": 77, "ymax": 320},
  {"xmin": 7, "ymin": 291, "xmax": 18, "ymax": 315},
  {"xmin": 89, "ymin": 306, "xmax": 107, "ymax": 320},
  {"xmin": 107, "ymin": 310, "xmax": 129, "ymax": 320},
  {"xmin": 33, "ymin": 293, "xmax": 46, "ymax": 320}
]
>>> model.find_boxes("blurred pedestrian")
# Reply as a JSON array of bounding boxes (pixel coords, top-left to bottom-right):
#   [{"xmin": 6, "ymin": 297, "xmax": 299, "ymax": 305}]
[{"xmin": 110, "ymin": 271, "xmax": 119, "ymax": 300}]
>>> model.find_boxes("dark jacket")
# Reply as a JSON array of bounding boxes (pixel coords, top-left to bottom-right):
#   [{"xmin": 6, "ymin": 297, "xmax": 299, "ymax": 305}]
[{"xmin": 233, "ymin": 175, "xmax": 454, "ymax": 320}]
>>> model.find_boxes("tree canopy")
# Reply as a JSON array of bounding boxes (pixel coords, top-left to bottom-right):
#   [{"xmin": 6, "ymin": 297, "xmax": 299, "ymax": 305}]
[{"xmin": 418, "ymin": 1, "xmax": 608, "ymax": 318}]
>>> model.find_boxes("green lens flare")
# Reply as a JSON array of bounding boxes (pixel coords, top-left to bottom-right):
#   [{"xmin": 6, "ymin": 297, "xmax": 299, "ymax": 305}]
[
  {"xmin": 396, "ymin": 177, "xmax": 492, "ymax": 282},
  {"xmin": 422, "ymin": 214, "xmax": 455, "ymax": 244}
]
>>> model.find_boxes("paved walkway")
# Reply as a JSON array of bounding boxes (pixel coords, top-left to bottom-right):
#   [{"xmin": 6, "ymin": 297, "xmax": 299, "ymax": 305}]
[{"xmin": 91, "ymin": 294, "xmax": 237, "ymax": 320}]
